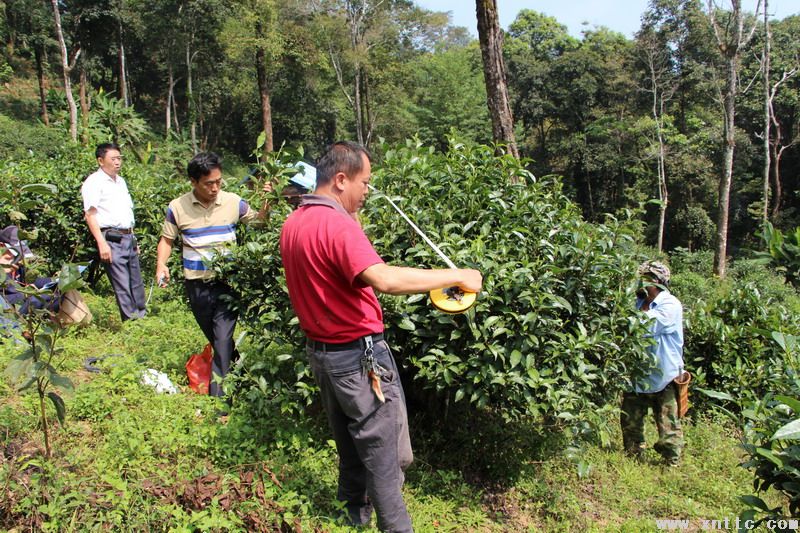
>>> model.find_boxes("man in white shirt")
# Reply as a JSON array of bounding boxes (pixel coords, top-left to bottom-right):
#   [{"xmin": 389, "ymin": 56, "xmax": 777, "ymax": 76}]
[{"xmin": 81, "ymin": 143, "xmax": 146, "ymax": 320}]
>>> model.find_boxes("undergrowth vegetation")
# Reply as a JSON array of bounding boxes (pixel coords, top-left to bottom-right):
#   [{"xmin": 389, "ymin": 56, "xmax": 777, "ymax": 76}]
[{"xmin": 0, "ymin": 291, "xmax": 787, "ymax": 531}]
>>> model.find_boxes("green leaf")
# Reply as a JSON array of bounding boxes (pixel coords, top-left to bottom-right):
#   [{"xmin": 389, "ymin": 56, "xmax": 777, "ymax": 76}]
[
  {"xmin": 772, "ymin": 418, "xmax": 800, "ymax": 440},
  {"xmin": 775, "ymin": 396, "xmax": 800, "ymax": 414},
  {"xmin": 47, "ymin": 391, "xmax": 66, "ymax": 426},
  {"xmin": 509, "ymin": 350, "xmax": 522, "ymax": 368},
  {"xmin": 454, "ymin": 388, "xmax": 465, "ymax": 402},
  {"xmin": 57, "ymin": 264, "xmax": 86, "ymax": 292},
  {"xmin": 755, "ymin": 447, "xmax": 783, "ymax": 467},
  {"xmin": 5, "ymin": 351, "xmax": 34, "ymax": 384},
  {"xmin": 256, "ymin": 131, "xmax": 266, "ymax": 150},
  {"xmin": 545, "ymin": 294, "xmax": 573, "ymax": 314},
  {"xmin": 398, "ymin": 318, "xmax": 416, "ymax": 331},
  {"xmin": 697, "ymin": 388, "xmax": 735, "ymax": 402},
  {"xmin": 21, "ymin": 183, "xmax": 58, "ymax": 196},
  {"xmin": 49, "ymin": 372, "xmax": 74, "ymax": 392},
  {"xmin": 739, "ymin": 495, "xmax": 770, "ymax": 512}
]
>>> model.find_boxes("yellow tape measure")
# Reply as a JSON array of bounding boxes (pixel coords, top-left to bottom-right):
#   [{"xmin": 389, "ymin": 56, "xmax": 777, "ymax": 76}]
[{"xmin": 369, "ymin": 185, "xmax": 477, "ymax": 314}]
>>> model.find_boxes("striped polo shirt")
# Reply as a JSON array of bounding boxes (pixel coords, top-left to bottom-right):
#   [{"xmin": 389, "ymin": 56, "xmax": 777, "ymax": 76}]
[{"xmin": 161, "ymin": 190, "xmax": 255, "ymax": 280}]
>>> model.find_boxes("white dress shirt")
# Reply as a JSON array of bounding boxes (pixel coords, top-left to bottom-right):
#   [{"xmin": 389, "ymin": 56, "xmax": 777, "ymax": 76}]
[{"xmin": 81, "ymin": 168, "xmax": 135, "ymax": 229}]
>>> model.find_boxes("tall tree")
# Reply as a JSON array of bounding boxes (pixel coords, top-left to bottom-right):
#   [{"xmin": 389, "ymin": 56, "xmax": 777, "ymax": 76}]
[
  {"xmin": 708, "ymin": 0, "xmax": 760, "ymax": 277},
  {"xmin": 506, "ymin": 10, "xmax": 577, "ymax": 163},
  {"xmin": 764, "ymin": 15, "xmax": 799, "ymax": 220},
  {"xmin": 475, "ymin": 0, "xmax": 518, "ymax": 158},
  {"xmin": 50, "ymin": 0, "xmax": 79, "ymax": 141},
  {"xmin": 637, "ymin": 5, "xmax": 681, "ymax": 251},
  {"xmin": 640, "ymin": 30, "xmax": 675, "ymax": 251},
  {"xmin": 220, "ymin": 0, "xmax": 284, "ymax": 155},
  {"xmin": 5, "ymin": 0, "xmax": 55, "ymax": 125},
  {"xmin": 760, "ymin": 0, "xmax": 771, "ymax": 223}
]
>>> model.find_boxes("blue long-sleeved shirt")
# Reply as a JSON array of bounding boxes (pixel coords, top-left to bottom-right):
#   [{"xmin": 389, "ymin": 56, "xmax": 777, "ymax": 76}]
[{"xmin": 635, "ymin": 290, "xmax": 685, "ymax": 393}]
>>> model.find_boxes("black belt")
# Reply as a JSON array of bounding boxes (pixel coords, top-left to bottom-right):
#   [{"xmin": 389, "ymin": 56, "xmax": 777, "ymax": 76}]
[
  {"xmin": 101, "ymin": 227, "xmax": 133, "ymax": 234},
  {"xmin": 308, "ymin": 333, "xmax": 384, "ymax": 352}
]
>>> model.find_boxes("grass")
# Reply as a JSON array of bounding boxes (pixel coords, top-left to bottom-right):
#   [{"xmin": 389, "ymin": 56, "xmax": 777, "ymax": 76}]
[{"xmin": 0, "ymin": 291, "xmax": 787, "ymax": 531}]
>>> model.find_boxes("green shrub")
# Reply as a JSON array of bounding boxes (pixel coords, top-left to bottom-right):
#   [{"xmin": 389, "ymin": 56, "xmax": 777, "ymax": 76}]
[
  {"xmin": 672, "ymin": 252, "xmax": 800, "ymax": 408},
  {"xmin": 219, "ymin": 139, "xmax": 654, "ymax": 440},
  {"xmin": 758, "ymin": 222, "xmax": 800, "ymax": 287},
  {"xmin": 0, "ymin": 112, "xmax": 65, "ymax": 160}
]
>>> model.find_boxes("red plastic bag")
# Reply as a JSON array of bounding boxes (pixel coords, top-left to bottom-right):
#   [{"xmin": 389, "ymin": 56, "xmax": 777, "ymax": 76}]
[{"xmin": 186, "ymin": 343, "xmax": 213, "ymax": 394}]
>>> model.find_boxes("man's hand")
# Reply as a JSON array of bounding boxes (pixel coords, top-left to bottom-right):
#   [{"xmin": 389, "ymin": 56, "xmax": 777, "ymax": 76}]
[
  {"xmin": 262, "ymin": 181, "xmax": 274, "ymax": 194},
  {"xmin": 457, "ymin": 269, "xmax": 482, "ymax": 293},
  {"xmin": 98, "ymin": 239, "xmax": 112, "ymax": 263},
  {"xmin": 155, "ymin": 265, "xmax": 170, "ymax": 287}
]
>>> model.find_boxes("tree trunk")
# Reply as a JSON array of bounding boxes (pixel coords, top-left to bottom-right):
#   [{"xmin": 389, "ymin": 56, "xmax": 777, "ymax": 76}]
[
  {"xmin": 171, "ymin": 75, "xmax": 181, "ymax": 135},
  {"xmin": 709, "ymin": 0, "xmax": 760, "ymax": 278},
  {"xmin": 118, "ymin": 19, "xmax": 128, "ymax": 106},
  {"xmin": 50, "ymin": 0, "xmax": 78, "ymax": 142},
  {"xmin": 650, "ymin": 57, "xmax": 669, "ymax": 253},
  {"xmin": 353, "ymin": 66, "xmax": 364, "ymax": 146},
  {"xmin": 254, "ymin": 35, "xmax": 273, "ymax": 154},
  {"xmin": 761, "ymin": 0, "xmax": 771, "ymax": 224},
  {"xmin": 34, "ymin": 45, "xmax": 49, "ymax": 126},
  {"xmin": 714, "ymin": 55, "xmax": 736, "ymax": 279},
  {"xmin": 771, "ymin": 142, "xmax": 784, "ymax": 219},
  {"xmin": 79, "ymin": 66, "xmax": 89, "ymax": 145},
  {"xmin": 362, "ymin": 69, "xmax": 376, "ymax": 147},
  {"xmin": 475, "ymin": 0, "xmax": 519, "ymax": 159},
  {"xmin": 166, "ymin": 66, "xmax": 173, "ymax": 137},
  {"xmin": 187, "ymin": 42, "xmax": 197, "ymax": 154}
]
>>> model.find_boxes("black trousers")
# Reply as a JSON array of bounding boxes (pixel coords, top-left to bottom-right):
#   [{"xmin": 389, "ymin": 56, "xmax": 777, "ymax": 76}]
[{"xmin": 185, "ymin": 279, "xmax": 239, "ymax": 397}]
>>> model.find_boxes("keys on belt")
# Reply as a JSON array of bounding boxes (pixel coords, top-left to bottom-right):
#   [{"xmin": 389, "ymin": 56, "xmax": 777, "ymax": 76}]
[{"xmin": 360, "ymin": 335, "xmax": 387, "ymax": 403}]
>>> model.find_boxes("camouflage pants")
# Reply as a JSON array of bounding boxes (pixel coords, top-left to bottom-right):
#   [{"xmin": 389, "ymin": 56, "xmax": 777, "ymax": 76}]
[{"xmin": 620, "ymin": 384, "xmax": 683, "ymax": 463}]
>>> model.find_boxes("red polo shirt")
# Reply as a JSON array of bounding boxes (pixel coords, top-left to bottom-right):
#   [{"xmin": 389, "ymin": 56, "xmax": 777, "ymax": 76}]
[{"xmin": 280, "ymin": 196, "xmax": 384, "ymax": 343}]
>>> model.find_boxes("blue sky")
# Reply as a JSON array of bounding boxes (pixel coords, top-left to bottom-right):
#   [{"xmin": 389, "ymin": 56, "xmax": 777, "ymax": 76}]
[{"xmin": 415, "ymin": 0, "xmax": 799, "ymax": 38}]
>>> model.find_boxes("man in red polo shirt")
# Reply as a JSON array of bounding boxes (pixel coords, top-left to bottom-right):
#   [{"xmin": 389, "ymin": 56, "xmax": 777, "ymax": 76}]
[{"xmin": 280, "ymin": 142, "xmax": 481, "ymax": 532}]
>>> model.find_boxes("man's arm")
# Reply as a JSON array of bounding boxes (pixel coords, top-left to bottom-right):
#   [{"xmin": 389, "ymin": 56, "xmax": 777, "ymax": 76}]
[
  {"xmin": 155, "ymin": 237, "xmax": 174, "ymax": 286},
  {"xmin": 255, "ymin": 181, "xmax": 274, "ymax": 221},
  {"xmin": 358, "ymin": 263, "xmax": 482, "ymax": 296},
  {"xmin": 85, "ymin": 208, "xmax": 112, "ymax": 263}
]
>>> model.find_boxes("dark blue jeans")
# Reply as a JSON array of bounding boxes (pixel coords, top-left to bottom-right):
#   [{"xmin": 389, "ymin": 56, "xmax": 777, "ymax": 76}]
[{"xmin": 308, "ymin": 338, "xmax": 413, "ymax": 533}]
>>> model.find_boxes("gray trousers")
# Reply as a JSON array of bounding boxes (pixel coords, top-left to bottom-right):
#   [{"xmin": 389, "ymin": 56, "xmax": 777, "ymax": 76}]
[
  {"xmin": 186, "ymin": 279, "xmax": 239, "ymax": 398},
  {"xmin": 103, "ymin": 233, "xmax": 146, "ymax": 321},
  {"xmin": 308, "ymin": 338, "xmax": 414, "ymax": 533}
]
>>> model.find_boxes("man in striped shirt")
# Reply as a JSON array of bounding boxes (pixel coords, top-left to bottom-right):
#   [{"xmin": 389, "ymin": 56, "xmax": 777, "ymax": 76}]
[{"xmin": 155, "ymin": 152, "xmax": 270, "ymax": 398}]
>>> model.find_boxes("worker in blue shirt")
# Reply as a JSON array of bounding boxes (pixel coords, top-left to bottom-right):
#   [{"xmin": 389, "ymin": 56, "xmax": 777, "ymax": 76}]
[{"xmin": 621, "ymin": 260, "xmax": 685, "ymax": 466}]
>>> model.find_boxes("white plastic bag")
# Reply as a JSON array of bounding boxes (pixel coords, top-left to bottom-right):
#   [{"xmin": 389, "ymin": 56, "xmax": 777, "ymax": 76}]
[{"xmin": 140, "ymin": 369, "xmax": 178, "ymax": 394}]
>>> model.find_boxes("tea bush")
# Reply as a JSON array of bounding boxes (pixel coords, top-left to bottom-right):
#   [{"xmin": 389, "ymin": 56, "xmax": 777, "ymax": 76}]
[
  {"xmin": 220, "ymin": 139, "xmax": 654, "ymax": 438},
  {"xmin": 671, "ymin": 256, "xmax": 800, "ymax": 407}
]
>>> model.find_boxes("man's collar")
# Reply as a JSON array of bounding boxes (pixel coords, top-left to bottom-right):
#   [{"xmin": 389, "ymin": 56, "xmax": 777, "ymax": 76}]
[
  {"xmin": 191, "ymin": 191, "xmax": 223, "ymax": 206},
  {"xmin": 98, "ymin": 168, "xmax": 119, "ymax": 181},
  {"xmin": 651, "ymin": 290, "xmax": 670, "ymax": 306},
  {"xmin": 299, "ymin": 194, "xmax": 353, "ymax": 218}
]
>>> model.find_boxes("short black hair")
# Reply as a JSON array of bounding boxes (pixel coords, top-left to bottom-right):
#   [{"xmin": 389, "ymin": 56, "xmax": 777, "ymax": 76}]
[
  {"xmin": 187, "ymin": 152, "xmax": 222, "ymax": 181},
  {"xmin": 315, "ymin": 141, "xmax": 371, "ymax": 187},
  {"xmin": 96, "ymin": 143, "xmax": 121, "ymax": 159}
]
